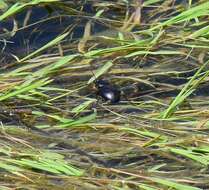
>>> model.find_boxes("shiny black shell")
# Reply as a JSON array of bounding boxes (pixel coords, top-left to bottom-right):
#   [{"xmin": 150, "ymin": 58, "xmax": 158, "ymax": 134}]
[{"xmin": 95, "ymin": 80, "xmax": 121, "ymax": 103}]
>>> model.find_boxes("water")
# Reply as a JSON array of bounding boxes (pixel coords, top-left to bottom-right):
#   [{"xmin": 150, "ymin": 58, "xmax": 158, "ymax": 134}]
[{"xmin": 0, "ymin": 1, "xmax": 209, "ymax": 189}]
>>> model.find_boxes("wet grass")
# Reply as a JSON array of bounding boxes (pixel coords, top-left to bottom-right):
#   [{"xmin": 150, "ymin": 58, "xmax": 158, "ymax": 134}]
[{"xmin": 0, "ymin": 0, "xmax": 209, "ymax": 189}]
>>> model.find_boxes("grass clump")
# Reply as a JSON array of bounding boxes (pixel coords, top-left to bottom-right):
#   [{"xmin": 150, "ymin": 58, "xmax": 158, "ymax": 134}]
[{"xmin": 0, "ymin": 0, "xmax": 209, "ymax": 189}]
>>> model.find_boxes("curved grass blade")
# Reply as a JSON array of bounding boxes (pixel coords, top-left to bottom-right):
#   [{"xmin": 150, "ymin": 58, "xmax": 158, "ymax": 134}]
[{"xmin": 0, "ymin": 0, "xmax": 59, "ymax": 21}]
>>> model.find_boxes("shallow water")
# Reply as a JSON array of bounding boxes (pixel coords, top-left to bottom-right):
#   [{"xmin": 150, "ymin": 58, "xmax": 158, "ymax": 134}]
[{"xmin": 1, "ymin": 1, "xmax": 209, "ymax": 189}]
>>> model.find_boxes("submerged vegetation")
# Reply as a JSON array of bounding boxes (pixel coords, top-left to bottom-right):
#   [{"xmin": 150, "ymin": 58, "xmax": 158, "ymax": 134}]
[{"xmin": 0, "ymin": 0, "xmax": 209, "ymax": 189}]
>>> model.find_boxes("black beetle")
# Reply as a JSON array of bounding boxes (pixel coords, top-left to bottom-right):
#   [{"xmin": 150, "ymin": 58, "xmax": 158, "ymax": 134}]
[{"xmin": 95, "ymin": 79, "xmax": 121, "ymax": 103}]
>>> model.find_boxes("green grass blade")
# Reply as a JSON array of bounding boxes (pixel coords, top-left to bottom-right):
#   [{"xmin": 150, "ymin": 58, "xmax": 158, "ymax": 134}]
[
  {"xmin": 88, "ymin": 61, "xmax": 113, "ymax": 84},
  {"xmin": 20, "ymin": 32, "xmax": 70, "ymax": 62},
  {"xmin": 0, "ymin": 0, "xmax": 59, "ymax": 21},
  {"xmin": 170, "ymin": 148, "xmax": 209, "ymax": 166},
  {"xmin": 0, "ymin": 78, "xmax": 52, "ymax": 101},
  {"xmin": 151, "ymin": 177, "xmax": 201, "ymax": 190},
  {"xmin": 160, "ymin": 60, "xmax": 209, "ymax": 118},
  {"xmin": 151, "ymin": 2, "xmax": 209, "ymax": 30}
]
